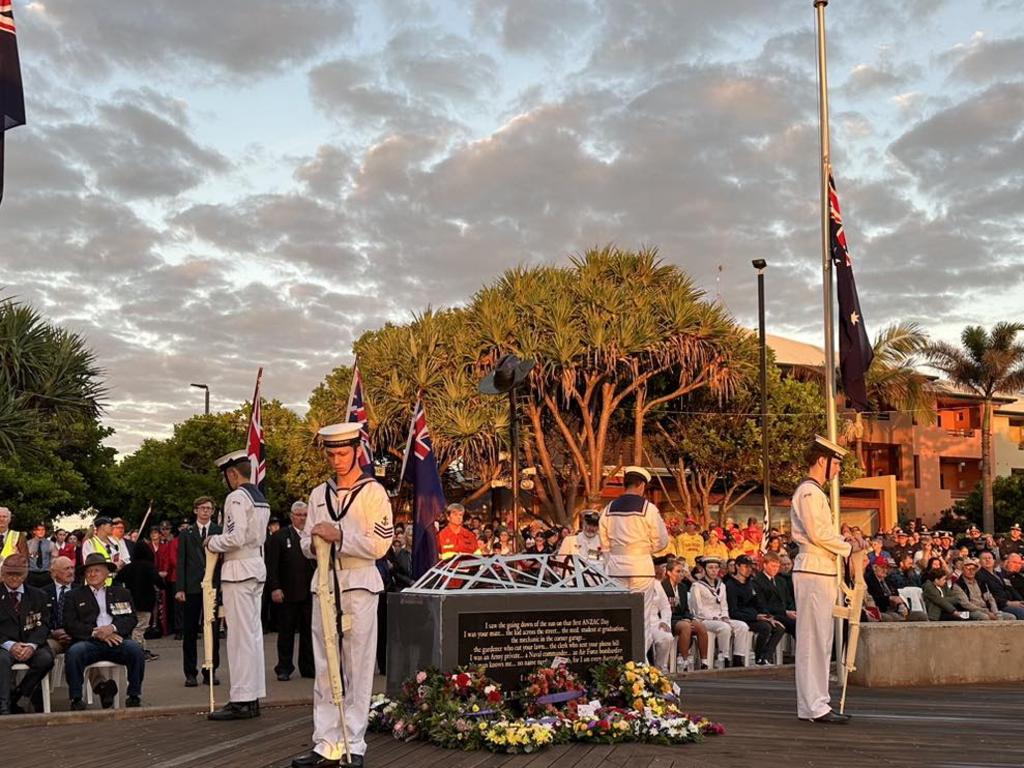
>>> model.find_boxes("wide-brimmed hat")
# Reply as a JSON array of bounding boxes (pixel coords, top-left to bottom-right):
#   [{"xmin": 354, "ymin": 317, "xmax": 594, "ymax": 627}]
[
  {"xmin": 82, "ymin": 553, "xmax": 117, "ymax": 573},
  {"xmin": 0, "ymin": 553, "xmax": 29, "ymax": 575}
]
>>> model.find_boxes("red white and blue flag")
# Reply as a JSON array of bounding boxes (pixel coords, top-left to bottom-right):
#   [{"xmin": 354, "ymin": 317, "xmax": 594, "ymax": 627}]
[
  {"xmin": 829, "ymin": 171, "xmax": 874, "ymax": 413},
  {"xmin": 1, "ymin": 0, "xmax": 26, "ymax": 206},
  {"xmin": 402, "ymin": 397, "xmax": 443, "ymax": 579},
  {"xmin": 246, "ymin": 367, "xmax": 266, "ymax": 490},
  {"xmin": 346, "ymin": 360, "xmax": 374, "ymax": 475}
]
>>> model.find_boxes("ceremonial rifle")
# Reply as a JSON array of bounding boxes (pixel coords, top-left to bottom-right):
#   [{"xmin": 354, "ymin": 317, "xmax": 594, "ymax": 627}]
[
  {"xmin": 201, "ymin": 548, "xmax": 219, "ymax": 714},
  {"xmin": 832, "ymin": 546, "xmax": 867, "ymax": 714},
  {"xmin": 315, "ymin": 535, "xmax": 353, "ymax": 764}
]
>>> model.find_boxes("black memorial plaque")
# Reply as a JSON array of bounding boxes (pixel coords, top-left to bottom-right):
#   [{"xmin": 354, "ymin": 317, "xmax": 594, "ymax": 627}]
[
  {"xmin": 387, "ymin": 590, "xmax": 644, "ymax": 694},
  {"xmin": 458, "ymin": 609, "xmax": 633, "ymax": 688}
]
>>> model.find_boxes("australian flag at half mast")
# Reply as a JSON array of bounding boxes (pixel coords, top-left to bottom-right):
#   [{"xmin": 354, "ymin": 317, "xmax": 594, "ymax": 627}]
[
  {"xmin": 346, "ymin": 361, "xmax": 374, "ymax": 475},
  {"xmin": 403, "ymin": 398, "xmax": 443, "ymax": 580},
  {"xmin": 829, "ymin": 171, "xmax": 874, "ymax": 413},
  {"xmin": 0, "ymin": 1, "xmax": 26, "ymax": 205}
]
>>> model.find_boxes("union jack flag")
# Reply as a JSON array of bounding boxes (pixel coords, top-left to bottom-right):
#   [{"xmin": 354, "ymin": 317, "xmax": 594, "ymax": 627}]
[
  {"xmin": 1, "ymin": 0, "xmax": 26, "ymax": 206},
  {"xmin": 246, "ymin": 367, "xmax": 266, "ymax": 489},
  {"xmin": 346, "ymin": 361, "xmax": 374, "ymax": 474},
  {"xmin": 402, "ymin": 397, "xmax": 443, "ymax": 579},
  {"xmin": 828, "ymin": 171, "xmax": 873, "ymax": 413}
]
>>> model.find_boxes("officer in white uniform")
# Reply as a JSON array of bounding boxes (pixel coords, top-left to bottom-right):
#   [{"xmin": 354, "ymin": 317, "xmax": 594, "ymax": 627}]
[
  {"xmin": 790, "ymin": 435, "xmax": 865, "ymax": 724},
  {"xmin": 206, "ymin": 449, "xmax": 271, "ymax": 721},
  {"xmin": 292, "ymin": 422, "xmax": 393, "ymax": 768},
  {"xmin": 557, "ymin": 511, "xmax": 604, "ymax": 564},
  {"xmin": 599, "ymin": 466, "xmax": 669, "ymax": 646},
  {"xmin": 689, "ymin": 556, "xmax": 752, "ymax": 667}
]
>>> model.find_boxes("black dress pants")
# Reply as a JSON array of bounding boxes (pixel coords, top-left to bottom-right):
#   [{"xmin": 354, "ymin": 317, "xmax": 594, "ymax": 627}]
[
  {"xmin": 275, "ymin": 598, "xmax": 314, "ymax": 677},
  {"xmin": 182, "ymin": 592, "xmax": 220, "ymax": 677}
]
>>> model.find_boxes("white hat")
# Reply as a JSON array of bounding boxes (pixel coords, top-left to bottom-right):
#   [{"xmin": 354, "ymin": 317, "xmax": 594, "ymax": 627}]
[
  {"xmin": 811, "ymin": 435, "xmax": 848, "ymax": 459},
  {"xmin": 317, "ymin": 422, "xmax": 363, "ymax": 448},
  {"xmin": 623, "ymin": 466, "xmax": 652, "ymax": 484},
  {"xmin": 214, "ymin": 449, "xmax": 249, "ymax": 470}
]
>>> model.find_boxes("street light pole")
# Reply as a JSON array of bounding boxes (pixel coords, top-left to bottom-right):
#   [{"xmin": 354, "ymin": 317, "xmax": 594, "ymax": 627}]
[
  {"xmin": 190, "ymin": 383, "xmax": 210, "ymax": 415},
  {"xmin": 752, "ymin": 260, "xmax": 771, "ymax": 531}
]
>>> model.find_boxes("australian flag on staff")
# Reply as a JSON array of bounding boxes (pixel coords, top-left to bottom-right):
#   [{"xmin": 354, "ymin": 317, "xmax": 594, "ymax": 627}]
[
  {"xmin": 402, "ymin": 398, "xmax": 443, "ymax": 580},
  {"xmin": 346, "ymin": 361, "xmax": 374, "ymax": 475},
  {"xmin": 829, "ymin": 172, "xmax": 874, "ymax": 413},
  {"xmin": 0, "ymin": 0, "xmax": 26, "ymax": 206},
  {"xmin": 246, "ymin": 367, "xmax": 267, "ymax": 490}
]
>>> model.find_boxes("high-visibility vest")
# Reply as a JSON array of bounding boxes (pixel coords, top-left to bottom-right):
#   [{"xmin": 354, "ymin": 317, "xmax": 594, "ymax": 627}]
[
  {"xmin": 0, "ymin": 530, "xmax": 21, "ymax": 562},
  {"xmin": 87, "ymin": 536, "xmax": 115, "ymax": 585}
]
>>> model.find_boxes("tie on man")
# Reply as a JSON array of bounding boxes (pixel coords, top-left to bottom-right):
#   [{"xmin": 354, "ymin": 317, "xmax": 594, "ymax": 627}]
[
  {"xmin": 5, "ymin": 588, "xmax": 19, "ymax": 614},
  {"xmin": 55, "ymin": 584, "xmax": 67, "ymax": 626}
]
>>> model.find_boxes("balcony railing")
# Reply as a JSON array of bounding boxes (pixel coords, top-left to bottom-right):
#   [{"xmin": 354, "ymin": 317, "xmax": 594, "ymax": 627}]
[{"xmin": 945, "ymin": 428, "xmax": 976, "ymax": 438}]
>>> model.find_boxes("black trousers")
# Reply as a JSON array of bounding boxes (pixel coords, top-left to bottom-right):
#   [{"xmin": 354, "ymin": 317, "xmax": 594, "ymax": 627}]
[
  {"xmin": 773, "ymin": 613, "xmax": 797, "ymax": 638},
  {"xmin": 0, "ymin": 645, "xmax": 54, "ymax": 706},
  {"xmin": 182, "ymin": 592, "xmax": 221, "ymax": 678},
  {"xmin": 747, "ymin": 619, "xmax": 786, "ymax": 661},
  {"xmin": 275, "ymin": 599, "xmax": 314, "ymax": 677}
]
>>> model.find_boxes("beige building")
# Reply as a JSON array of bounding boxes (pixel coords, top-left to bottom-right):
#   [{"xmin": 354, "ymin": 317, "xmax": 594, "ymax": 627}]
[{"xmin": 768, "ymin": 336, "xmax": 1024, "ymax": 526}]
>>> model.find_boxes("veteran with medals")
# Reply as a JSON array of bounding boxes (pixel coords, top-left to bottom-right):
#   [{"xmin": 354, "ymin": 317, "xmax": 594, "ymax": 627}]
[
  {"xmin": 292, "ymin": 422, "xmax": 393, "ymax": 768},
  {"xmin": 790, "ymin": 435, "xmax": 866, "ymax": 724},
  {"xmin": 206, "ymin": 449, "xmax": 271, "ymax": 721}
]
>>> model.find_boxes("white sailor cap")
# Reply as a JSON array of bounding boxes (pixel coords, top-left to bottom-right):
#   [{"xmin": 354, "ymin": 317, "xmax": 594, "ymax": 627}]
[
  {"xmin": 317, "ymin": 422, "xmax": 363, "ymax": 448},
  {"xmin": 214, "ymin": 449, "xmax": 249, "ymax": 470},
  {"xmin": 623, "ymin": 466, "xmax": 652, "ymax": 484},
  {"xmin": 810, "ymin": 435, "xmax": 848, "ymax": 459}
]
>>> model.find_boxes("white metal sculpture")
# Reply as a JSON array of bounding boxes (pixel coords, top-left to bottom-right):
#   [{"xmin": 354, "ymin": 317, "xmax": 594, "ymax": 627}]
[{"xmin": 408, "ymin": 554, "xmax": 624, "ymax": 593}]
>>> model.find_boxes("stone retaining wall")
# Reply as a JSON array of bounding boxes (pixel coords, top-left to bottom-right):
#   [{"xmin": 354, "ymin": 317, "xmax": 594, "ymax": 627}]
[{"xmin": 850, "ymin": 621, "xmax": 1024, "ymax": 686}]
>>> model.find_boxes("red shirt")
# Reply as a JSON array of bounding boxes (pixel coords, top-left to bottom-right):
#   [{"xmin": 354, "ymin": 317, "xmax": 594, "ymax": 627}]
[{"xmin": 437, "ymin": 525, "xmax": 480, "ymax": 559}]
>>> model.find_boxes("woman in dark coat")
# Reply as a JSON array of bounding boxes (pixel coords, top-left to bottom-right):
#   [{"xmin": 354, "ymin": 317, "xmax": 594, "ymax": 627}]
[{"xmin": 115, "ymin": 531, "xmax": 166, "ymax": 660}]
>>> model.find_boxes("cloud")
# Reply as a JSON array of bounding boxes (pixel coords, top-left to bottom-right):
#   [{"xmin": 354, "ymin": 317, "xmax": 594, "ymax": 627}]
[
  {"xmin": 22, "ymin": 0, "xmax": 356, "ymax": 77},
  {"xmin": 941, "ymin": 34, "xmax": 1024, "ymax": 84}
]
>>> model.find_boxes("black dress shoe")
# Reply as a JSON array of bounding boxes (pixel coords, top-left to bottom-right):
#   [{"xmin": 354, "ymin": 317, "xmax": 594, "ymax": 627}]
[
  {"xmin": 70, "ymin": 698, "xmax": 86, "ymax": 711},
  {"xmin": 291, "ymin": 753, "xmax": 339, "ymax": 768},
  {"xmin": 126, "ymin": 695, "xmax": 141, "ymax": 708},
  {"xmin": 277, "ymin": 672, "xmax": 291, "ymax": 681},
  {"xmin": 807, "ymin": 710, "xmax": 851, "ymax": 724},
  {"xmin": 96, "ymin": 679, "xmax": 118, "ymax": 709},
  {"xmin": 341, "ymin": 755, "xmax": 364, "ymax": 767},
  {"xmin": 185, "ymin": 675, "xmax": 198, "ymax": 687},
  {"xmin": 208, "ymin": 701, "xmax": 260, "ymax": 721},
  {"xmin": 202, "ymin": 672, "xmax": 221, "ymax": 686}
]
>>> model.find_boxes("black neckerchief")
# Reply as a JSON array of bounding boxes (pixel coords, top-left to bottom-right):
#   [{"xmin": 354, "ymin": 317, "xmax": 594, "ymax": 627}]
[{"xmin": 324, "ymin": 474, "xmax": 374, "ymax": 522}]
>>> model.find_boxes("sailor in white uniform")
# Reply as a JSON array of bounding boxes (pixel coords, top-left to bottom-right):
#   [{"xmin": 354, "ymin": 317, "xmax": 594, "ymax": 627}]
[
  {"xmin": 599, "ymin": 466, "xmax": 670, "ymax": 637},
  {"xmin": 207, "ymin": 449, "xmax": 271, "ymax": 721},
  {"xmin": 688, "ymin": 556, "xmax": 751, "ymax": 667},
  {"xmin": 790, "ymin": 435, "xmax": 866, "ymax": 724},
  {"xmin": 291, "ymin": 422, "xmax": 393, "ymax": 768},
  {"xmin": 557, "ymin": 511, "xmax": 604, "ymax": 564}
]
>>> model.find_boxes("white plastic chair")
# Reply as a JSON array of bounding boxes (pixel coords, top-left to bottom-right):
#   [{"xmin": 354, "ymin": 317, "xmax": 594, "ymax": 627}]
[
  {"xmin": 898, "ymin": 586, "xmax": 926, "ymax": 615},
  {"xmin": 83, "ymin": 661, "xmax": 126, "ymax": 709},
  {"xmin": 11, "ymin": 663, "xmax": 51, "ymax": 713}
]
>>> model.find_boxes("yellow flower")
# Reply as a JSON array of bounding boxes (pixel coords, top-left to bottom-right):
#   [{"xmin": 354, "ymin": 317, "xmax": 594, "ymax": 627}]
[
  {"xmin": 472, "ymin": 704, "xmax": 480, "ymax": 712},
  {"xmin": 634, "ymin": 697, "xmax": 644, "ymax": 710},
  {"xmin": 626, "ymin": 661, "xmax": 636, "ymax": 670}
]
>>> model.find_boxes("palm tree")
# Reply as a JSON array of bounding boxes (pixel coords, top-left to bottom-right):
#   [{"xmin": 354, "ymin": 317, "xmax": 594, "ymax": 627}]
[
  {"xmin": 926, "ymin": 323, "xmax": 1024, "ymax": 533},
  {"xmin": 846, "ymin": 322, "xmax": 936, "ymax": 462},
  {"xmin": 0, "ymin": 298, "xmax": 106, "ymax": 456}
]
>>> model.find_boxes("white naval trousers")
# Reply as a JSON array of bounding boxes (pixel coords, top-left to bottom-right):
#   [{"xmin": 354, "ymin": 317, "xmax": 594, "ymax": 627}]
[
  {"xmin": 648, "ymin": 627, "xmax": 674, "ymax": 670},
  {"xmin": 701, "ymin": 619, "xmax": 751, "ymax": 661},
  {"xmin": 222, "ymin": 580, "xmax": 267, "ymax": 702},
  {"xmin": 793, "ymin": 571, "xmax": 837, "ymax": 719},
  {"xmin": 312, "ymin": 587, "xmax": 377, "ymax": 760}
]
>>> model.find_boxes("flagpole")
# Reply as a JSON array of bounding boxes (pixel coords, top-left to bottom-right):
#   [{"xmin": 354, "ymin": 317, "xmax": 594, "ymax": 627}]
[
  {"xmin": 814, "ymin": 0, "xmax": 844, "ymax": 670},
  {"xmin": 399, "ymin": 396, "xmax": 419, "ymax": 487},
  {"xmin": 345, "ymin": 357, "xmax": 358, "ymax": 420}
]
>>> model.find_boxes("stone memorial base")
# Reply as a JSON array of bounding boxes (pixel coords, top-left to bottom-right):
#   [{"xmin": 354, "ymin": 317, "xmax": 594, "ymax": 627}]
[
  {"xmin": 850, "ymin": 621, "xmax": 1024, "ymax": 686},
  {"xmin": 386, "ymin": 589, "xmax": 645, "ymax": 694}
]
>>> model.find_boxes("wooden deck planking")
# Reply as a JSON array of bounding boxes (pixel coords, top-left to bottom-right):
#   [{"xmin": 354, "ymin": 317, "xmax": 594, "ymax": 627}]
[{"xmin": 4, "ymin": 673, "xmax": 1024, "ymax": 768}]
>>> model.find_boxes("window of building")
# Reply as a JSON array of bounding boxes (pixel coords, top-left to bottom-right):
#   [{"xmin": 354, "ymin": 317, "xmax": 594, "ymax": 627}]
[{"xmin": 913, "ymin": 455, "xmax": 920, "ymax": 489}]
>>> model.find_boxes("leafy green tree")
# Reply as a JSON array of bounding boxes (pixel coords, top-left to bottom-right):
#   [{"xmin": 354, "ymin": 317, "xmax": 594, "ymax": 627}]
[
  {"xmin": 948, "ymin": 473, "xmax": 1024, "ymax": 534},
  {"xmin": 927, "ymin": 323, "xmax": 1024, "ymax": 533}
]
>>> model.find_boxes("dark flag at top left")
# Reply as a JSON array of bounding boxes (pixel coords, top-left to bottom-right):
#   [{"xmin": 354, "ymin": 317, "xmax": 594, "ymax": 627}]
[{"xmin": 0, "ymin": 1, "xmax": 26, "ymax": 206}]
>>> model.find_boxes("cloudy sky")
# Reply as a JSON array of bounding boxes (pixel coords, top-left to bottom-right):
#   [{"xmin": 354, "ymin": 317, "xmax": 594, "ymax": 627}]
[{"xmin": 1, "ymin": 0, "xmax": 1021, "ymax": 454}]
